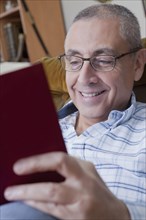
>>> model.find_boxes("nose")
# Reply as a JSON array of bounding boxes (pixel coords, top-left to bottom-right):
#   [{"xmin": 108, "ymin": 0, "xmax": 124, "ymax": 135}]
[{"xmin": 77, "ymin": 61, "xmax": 99, "ymax": 85}]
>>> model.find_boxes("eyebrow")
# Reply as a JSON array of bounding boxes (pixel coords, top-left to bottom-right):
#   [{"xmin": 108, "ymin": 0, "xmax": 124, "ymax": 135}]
[
  {"xmin": 66, "ymin": 48, "xmax": 117, "ymax": 57},
  {"xmin": 66, "ymin": 49, "xmax": 82, "ymax": 56},
  {"xmin": 93, "ymin": 48, "xmax": 117, "ymax": 56}
]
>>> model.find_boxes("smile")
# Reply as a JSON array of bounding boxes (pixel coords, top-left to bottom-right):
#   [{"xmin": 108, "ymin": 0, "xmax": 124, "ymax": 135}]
[{"xmin": 81, "ymin": 90, "xmax": 105, "ymax": 97}]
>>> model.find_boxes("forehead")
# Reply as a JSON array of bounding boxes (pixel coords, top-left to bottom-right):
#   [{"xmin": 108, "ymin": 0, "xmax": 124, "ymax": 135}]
[{"xmin": 65, "ymin": 18, "xmax": 128, "ymax": 55}]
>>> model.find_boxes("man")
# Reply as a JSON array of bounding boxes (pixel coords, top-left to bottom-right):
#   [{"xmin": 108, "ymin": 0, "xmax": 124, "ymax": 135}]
[{"xmin": 1, "ymin": 4, "xmax": 146, "ymax": 220}]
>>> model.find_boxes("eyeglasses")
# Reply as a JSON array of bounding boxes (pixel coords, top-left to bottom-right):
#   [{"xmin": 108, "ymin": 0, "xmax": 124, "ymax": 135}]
[{"xmin": 58, "ymin": 47, "xmax": 141, "ymax": 72}]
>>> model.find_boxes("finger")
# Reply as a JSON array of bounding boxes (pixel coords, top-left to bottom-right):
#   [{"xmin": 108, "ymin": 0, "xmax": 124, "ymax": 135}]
[
  {"xmin": 4, "ymin": 182, "xmax": 80, "ymax": 204},
  {"xmin": 13, "ymin": 152, "xmax": 66, "ymax": 175},
  {"xmin": 13, "ymin": 152, "xmax": 87, "ymax": 180}
]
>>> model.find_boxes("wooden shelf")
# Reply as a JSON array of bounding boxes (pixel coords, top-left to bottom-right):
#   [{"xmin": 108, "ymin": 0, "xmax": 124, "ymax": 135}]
[
  {"xmin": 0, "ymin": 6, "xmax": 19, "ymax": 19},
  {"xmin": 0, "ymin": 0, "xmax": 65, "ymax": 63}
]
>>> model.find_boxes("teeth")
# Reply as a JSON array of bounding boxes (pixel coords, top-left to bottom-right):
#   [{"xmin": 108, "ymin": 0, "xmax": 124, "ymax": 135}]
[{"xmin": 81, "ymin": 92, "xmax": 101, "ymax": 97}]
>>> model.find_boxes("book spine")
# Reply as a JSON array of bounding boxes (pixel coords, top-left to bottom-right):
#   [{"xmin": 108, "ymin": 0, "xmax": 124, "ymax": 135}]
[{"xmin": 4, "ymin": 23, "xmax": 19, "ymax": 61}]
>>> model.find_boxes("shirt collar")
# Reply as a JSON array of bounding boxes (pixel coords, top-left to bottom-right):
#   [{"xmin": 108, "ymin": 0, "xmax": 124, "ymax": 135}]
[{"xmin": 102, "ymin": 92, "xmax": 137, "ymax": 129}]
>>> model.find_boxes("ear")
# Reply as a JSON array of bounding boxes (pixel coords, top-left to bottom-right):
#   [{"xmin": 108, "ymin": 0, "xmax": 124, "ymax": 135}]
[{"xmin": 134, "ymin": 48, "xmax": 146, "ymax": 82}]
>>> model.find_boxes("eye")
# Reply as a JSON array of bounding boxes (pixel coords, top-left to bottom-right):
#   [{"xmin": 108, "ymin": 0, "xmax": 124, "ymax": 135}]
[
  {"xmin": 92, "ymin": 56, "xmax": 114, "ymax": 67},
  {"xmin": 67, "ymin": 56, "xmax": 80, "ymax": 63},
  {"xmin": 66, "ymin": 56, "xmax": 82, "ymax": 70}
]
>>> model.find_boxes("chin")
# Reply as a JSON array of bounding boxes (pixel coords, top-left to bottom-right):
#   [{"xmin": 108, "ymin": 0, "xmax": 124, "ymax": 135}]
[{"xmin": 79, "ymin": 107, "xmax": 108, "ymax": 122}]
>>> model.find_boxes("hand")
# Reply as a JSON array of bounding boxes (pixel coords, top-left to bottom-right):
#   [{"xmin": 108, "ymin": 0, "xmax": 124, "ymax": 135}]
[{"xmin": 4, "ymin": 152, "xmax": 130, "ymax": 220}]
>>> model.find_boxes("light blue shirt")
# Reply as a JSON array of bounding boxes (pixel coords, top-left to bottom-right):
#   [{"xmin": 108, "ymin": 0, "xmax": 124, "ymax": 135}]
[{"xmin": 59, "ymin": 94, "xmax": 146, "ymax": 220}]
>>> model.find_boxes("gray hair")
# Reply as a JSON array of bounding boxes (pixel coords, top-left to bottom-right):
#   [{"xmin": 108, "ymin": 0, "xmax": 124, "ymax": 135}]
[{"xmin": 73, "ymin": 4, "xmax": 142, "ymax": 49}]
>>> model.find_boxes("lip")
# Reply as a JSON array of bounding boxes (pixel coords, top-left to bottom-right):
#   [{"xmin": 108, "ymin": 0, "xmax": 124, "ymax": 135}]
[{"xmin": 78, "ymin": 89, "xmax": 107, "ymax": 104}]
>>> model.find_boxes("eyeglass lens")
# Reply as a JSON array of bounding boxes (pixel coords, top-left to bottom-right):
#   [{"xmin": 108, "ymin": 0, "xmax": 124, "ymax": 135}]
[{"xmin": 62, "ymin": 55, "xmax": 115, "ymax": 72}]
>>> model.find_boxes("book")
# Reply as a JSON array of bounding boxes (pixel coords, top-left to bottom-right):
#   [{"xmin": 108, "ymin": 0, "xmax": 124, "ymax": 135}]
[
  {"xmin": 0, "ymin": 63, "xmax": 67, "ymax": 204},
  {"xmin": 4, "ymin": 22, "xmax": 19, "ymax": 61},
  {"xmin": 3, "ymin": 22, "xmax": 27, "ymax": 62}
]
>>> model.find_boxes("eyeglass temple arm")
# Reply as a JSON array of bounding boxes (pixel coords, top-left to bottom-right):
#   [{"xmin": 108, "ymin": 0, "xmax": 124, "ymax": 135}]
[{"xmin": 116, "ymin": 47, "xmax": 142, "ymax": 60}]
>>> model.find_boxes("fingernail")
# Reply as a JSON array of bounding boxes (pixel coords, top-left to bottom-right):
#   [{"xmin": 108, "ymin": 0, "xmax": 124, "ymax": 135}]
[
  {"xmin": 13, "ymin": 161, "xmax": 25, "ymax": 174},
  {"xmin": 4, "ymin": 189, "xmax": 15, "ymax": 199},
  {"xmin": 4, "ymin": 188, "xmax": 21, "ymax": 199}
]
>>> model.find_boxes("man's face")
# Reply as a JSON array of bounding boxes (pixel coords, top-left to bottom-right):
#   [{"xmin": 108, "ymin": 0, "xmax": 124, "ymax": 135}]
[{"xmin": 65, "ymin": 18, "xmax": 140, "ymax": 124}]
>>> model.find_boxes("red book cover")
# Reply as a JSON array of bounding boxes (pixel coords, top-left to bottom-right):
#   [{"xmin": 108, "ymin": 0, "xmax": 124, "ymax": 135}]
[{"xmin": 0, "ymin": 63, "xmax": 67, "ymax": 204}]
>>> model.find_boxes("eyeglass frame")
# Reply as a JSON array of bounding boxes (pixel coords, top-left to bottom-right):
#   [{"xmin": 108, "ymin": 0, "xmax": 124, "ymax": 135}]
[{"xmin": 58, "ymin": 47, "xmax": 142, "ymax": 72}]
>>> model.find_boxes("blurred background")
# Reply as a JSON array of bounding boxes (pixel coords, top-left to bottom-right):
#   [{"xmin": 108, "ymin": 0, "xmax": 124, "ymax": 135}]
[{"xmin": 0, "ymin": 0, "xmax": 145, "ymax": 67}]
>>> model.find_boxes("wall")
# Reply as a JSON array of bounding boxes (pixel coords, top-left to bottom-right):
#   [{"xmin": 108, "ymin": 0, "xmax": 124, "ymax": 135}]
[{"xmin": 61, "ymin": 0, "xmax": 146, "ymax": 38}]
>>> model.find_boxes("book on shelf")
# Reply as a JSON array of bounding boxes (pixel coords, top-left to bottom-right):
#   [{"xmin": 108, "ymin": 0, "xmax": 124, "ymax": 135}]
[
  {"xmin": 3, "ymin": 22, "xmax": 26, "ymax": 61},
  {"xmin": 4, "ymin": 22, "xmax": 19, "ymax": 61}
]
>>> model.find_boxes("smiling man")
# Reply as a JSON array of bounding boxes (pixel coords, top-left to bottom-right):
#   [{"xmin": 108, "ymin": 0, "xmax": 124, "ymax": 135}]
[
  {"xmin": 63, "ymin": 16, "xmax": 143, "ymax": 133},
  {"xmin": 1, "ymin": 4, "xmax": 146, "ymax": 220}
]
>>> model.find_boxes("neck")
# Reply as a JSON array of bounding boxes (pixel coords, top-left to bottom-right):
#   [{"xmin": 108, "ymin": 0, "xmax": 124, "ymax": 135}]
[{"xmin": 75, "ymin": 114, "xmax": 102, "ymax": 135}]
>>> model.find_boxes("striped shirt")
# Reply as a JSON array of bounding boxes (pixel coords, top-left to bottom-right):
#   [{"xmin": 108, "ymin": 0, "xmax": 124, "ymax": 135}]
[{"xmin": 59, "ymin": 94, "xmax": 146, "ymax": 220}]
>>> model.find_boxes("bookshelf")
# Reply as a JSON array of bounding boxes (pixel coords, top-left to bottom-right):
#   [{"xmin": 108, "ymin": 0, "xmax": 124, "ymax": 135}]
[{"xmin": 0, "ymin": 0, "xmax": 66, "ymax": 63}]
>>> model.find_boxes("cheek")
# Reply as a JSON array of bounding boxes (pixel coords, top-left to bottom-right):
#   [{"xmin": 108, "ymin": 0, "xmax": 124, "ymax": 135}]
[
  {"xmin": 108, "ymin": 69, "xmax": 134, "ymax": 106},
  {"xmin": 110, "ymin": 66, "xmax": 133, "ymax": 90},
  {"xmin": 118, "ymin": 73, "xmax": 134, "ymax": 93},
  {"xmin": 116, "ymin": 62, "xmax": 135, "ymax": 89},
  {"xmin": 65, "ymin": 73, "xmax": 71, "ymax": 88},
  {"xmin": 66, "ymin": 73, "xmax": 75, "ymax": 96}
]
